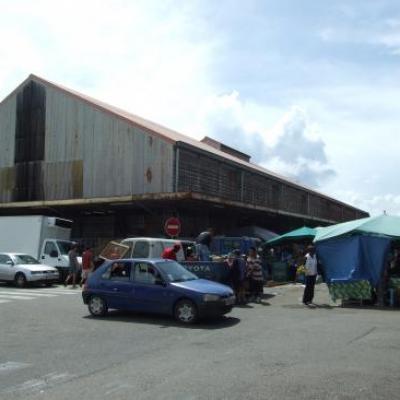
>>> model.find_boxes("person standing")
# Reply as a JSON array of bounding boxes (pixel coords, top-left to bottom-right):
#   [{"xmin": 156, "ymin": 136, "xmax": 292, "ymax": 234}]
[
  {"xmin": 65, "ymin": 244, "xmax": 80, "ymax": 289},
  {"xmin": 224, "ymin": 252, "xmax": 235, "ymax": 287},
  {"xmin": 196, "ymin": 228, "xmax": 214, "ymax": 261},
  {"xmin": 230, "ymin": 250, "xmax": 246, "ymax": 305},
  {"xmin": 80, "ymin": 246, "xmax": 94, "ymax": 287},
  {"xmin": 247, "ymin": 247, "xmax": 264, "ymax": 303},
  {"xmin": 162, "ymin": 243, "xmax": 181, "ymax": 261},
  {"xmin": 185, "ymin": 247, "xmax": 197, "ymax": 261},
  {"xmin": 302, "ymin": 246, "xmax": 318, "ymax": 307}
]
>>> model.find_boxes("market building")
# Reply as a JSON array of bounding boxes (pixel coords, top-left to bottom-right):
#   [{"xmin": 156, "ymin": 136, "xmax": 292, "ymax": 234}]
[{"xmin": 0, "ymin": 75, "xmax": 368, "ymax": 245}]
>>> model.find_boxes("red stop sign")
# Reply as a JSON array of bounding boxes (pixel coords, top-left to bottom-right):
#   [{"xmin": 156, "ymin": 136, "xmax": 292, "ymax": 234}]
[{"xmin": 164, "ymin": 217, "xmax": 181, "ymax": 238}]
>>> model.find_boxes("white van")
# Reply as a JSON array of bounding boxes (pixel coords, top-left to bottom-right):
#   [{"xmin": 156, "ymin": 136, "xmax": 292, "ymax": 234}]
[{"xmin": 120, "ymin": 238, "xmax": 186, "ymax": 261}]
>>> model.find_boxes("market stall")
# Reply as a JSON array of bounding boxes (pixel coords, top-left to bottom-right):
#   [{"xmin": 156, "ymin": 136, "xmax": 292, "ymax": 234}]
[
  {"xmin": 314, "ymin": 214, "xmax": 400, "ymax": 306},
  {"xmin": 265, "ymin": 226, "xmax": 317, "ymax": 282}
]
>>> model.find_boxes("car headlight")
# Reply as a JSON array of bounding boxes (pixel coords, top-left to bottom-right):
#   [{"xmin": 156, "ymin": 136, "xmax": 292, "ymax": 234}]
[{"xmin": 203, "ymin": 294, "xmax": 221, "ymax": 302}]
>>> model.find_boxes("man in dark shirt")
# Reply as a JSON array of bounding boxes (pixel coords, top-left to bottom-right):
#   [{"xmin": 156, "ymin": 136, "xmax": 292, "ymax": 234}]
[{"xmin": 196, "ymin": 228, "xmax": 214, "ymax": 261}]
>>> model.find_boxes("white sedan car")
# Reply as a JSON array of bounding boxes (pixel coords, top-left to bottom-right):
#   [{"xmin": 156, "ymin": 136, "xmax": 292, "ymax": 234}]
[{"xmin": 0, "ymin": 253, "xmax": 60, "ymax": 288}]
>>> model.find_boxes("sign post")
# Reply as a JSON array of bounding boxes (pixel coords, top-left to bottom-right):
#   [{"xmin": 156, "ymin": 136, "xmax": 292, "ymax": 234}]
[{"xmin": 164, "ymin": 217, "xmax": 181, "ymax": 238}]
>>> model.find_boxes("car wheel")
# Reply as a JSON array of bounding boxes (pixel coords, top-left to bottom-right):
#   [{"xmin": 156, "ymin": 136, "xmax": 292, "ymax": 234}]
[
  {"xmin": 88, "ymin": 296, "xmax": 108, "ymax": 317},
  {"xmin": 174, "ymin": 299, "xmax": 198, "ymax": 324},
  {"xmin": 14, "ymin": 273, "xmax": 27, "ymax": 288}
]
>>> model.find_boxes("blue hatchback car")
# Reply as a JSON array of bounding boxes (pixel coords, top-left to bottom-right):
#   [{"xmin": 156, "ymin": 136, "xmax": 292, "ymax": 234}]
[{"xmin": 82, "ymin": 259, "xmax": 235, "ymax": 324}]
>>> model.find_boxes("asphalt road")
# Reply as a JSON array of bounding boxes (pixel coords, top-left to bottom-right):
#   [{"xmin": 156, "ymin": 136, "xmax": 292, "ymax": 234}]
[{"xmin": 1, "ymin": 282, "xmax": 400, "ymax": 400}]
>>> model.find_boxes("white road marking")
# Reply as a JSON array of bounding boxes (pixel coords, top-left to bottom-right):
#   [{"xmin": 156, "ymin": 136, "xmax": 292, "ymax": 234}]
[
  {"xmin": 0, "ymin": 291, "xmax": 57, "ymax": 297},
  {"xmin": 0, "ymin": 362, "xmax": 30, "ymax": 374},
  {"xmin": 0, "ymin": 286, "xmax": 81, "ymax": 304},
  {"xmin": 104, "ymin": 383, "xmax": 133, "ymax": 396},
  {"xmin": 0, "ymin": 289, "xmax": 79, "ymax": 295},
  {"xmin": 2, "ymin": 371, "xmax": 75, "ymax": 394},
  {"xmin": 45, "ymin": 290, "xmax": 80, "ymax": 293},
  {"xmin": 0, "ymin": 294, "xmax": 35, "ymax": 300}
]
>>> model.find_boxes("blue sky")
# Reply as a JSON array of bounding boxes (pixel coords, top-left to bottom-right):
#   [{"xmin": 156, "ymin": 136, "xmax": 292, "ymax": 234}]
[{"xmin": 1, "ymin": 0, "xmax": 400, "ymax": 215}]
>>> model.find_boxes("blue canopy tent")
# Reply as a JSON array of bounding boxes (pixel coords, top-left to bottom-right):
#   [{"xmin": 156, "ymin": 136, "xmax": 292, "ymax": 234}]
[
  {"xmin": 315, "ymin": 235, "xmax": 391, "ymax": 286},
  {"xmin": 314, "ymin": 215, "xmax": 400, "ymax": 302}
]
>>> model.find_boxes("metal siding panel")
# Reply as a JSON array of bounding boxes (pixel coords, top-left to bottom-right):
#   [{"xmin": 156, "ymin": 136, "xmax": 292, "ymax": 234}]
[
  {"xmin": 135, "ymin": 126, "xmax": 145, "ymax": 194},
  {"xmin": 45, "ymin": 87, "xmax": 62, "ymax": 162},
  {"xmin": 0, "ymin": 94, "xmax": 16, "ymax": 168},
  {"xmin": 43, "ymin": 160, "xmax": 82, "ymax": 200},
  {"xmin": 64, "ymin": 94, "xmax": 81, "ymax": 161},
  {"xmin": 118, "ymin": 121, "xmax": 135, "ymax": 196},
  {"xmin": 161, "ymin": 140, "xmax": 174, "ymax": 192},
  {"xmin": 91, "ymin": 109, "xmax": 106, "ymax": 197},
  {"xmin": 0, "ymin": 167, "xmax": 14, "ymax": 202},
  {"xmin": 45, "ymin": 87, "xmax": 83, "ymax": 163},
  {"xmin": 82, "ymin": 105, "xmax": 95, "ymax": 198},
  {"xmin": 0, "ymin": 94, "xmax": 16, "ymax": 202},
  {"xmin": 26, "ymin": 85, "xmax": 174, "ymax": 199}
]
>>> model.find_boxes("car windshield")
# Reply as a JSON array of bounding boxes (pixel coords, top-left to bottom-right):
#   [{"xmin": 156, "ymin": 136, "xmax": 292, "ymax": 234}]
[
  {"xmin": 57, "ymin": 241, "xmax": 72, "ymax": 255},
  {"xmin": 14, "ymin": 255, "xmax": 39, "ymax": 265},
  {"xmin": 156, "ymin": 261, "xmax": 198, "ymax": 283}
]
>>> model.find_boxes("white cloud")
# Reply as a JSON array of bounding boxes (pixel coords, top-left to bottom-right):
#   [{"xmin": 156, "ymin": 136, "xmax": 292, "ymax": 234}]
[
  {"xmin": 318, "ymin": 16, "xmax": 400, "ymax": 55},
  {"xmin": 333, "ymin": 191, "xmax": 400, "ymax": 216},
  {"xmin": 189, "ymin": 92, "xmax": 336, "ymax": 188}
]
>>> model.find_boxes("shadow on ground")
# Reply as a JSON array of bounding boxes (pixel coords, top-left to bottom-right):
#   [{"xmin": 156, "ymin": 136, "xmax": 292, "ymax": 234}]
[
  {"xmin": 262, "ymin": 293, "xmax": 275, "ymax": 300},
  {"xmin": 281, "ymin": 303, "xmax": 337, "ymax": 310},
  {"xmin": 83, "ymin": 310, "xmax": 240, "ymax": 329}
]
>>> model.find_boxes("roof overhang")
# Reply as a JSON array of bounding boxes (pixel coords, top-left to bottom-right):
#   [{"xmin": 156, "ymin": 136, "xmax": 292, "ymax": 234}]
[{"xmin": 0, "ymin": 192, "xmax": 337, "ymax": 224}]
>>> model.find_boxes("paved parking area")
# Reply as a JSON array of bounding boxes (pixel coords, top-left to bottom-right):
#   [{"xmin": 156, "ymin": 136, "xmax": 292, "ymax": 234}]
[{"xmin": 1, "ymin": 283, "xmax": 400, "ymax": 400}]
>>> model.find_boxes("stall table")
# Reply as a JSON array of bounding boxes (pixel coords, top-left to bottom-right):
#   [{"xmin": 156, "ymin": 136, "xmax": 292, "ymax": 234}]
[{"xmin": 328, "ymin": 279, "xmax": 372, "ymax": 305}]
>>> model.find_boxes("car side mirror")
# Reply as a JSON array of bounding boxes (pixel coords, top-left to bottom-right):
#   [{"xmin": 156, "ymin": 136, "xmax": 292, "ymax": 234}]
[
  {"xmin": 6, "ymin": 260, "xmax": 14, "ymax": 266},
  {"xmin": 50, "ymin": 250, "xmax": 59, "ymax": 258}
]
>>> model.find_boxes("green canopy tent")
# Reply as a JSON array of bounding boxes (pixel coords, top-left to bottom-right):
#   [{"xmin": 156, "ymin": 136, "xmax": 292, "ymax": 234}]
[
  {"xmin": 314, "ymin": 214, "xmax": 400, "ymax": 243},
  {"xmin": 267, "ymin": 226, "xmax": 317, "ymax": 246}
]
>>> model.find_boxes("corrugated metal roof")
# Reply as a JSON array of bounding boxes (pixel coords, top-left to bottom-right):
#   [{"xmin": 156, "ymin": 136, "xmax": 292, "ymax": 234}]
[{"xmin": 1, "ymin": 74, "xmax": 364, "ymax": 212}]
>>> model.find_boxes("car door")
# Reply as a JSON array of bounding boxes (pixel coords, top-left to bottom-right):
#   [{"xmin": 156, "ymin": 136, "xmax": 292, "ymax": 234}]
[
  {"xmin": 0, "ymin": 254, "xmax": 15, "ymax": 281},
  {"xmin": 0, "ymin": 254, "xmax": 9, "ymax": 280},
  {"xmin": 131, "ymin": 262, "xmax": 173, "ymax": 314},
  {"xmin": 41, "ymin": 240, "xmax": 59, "ymax": 267},
  {"xmin": 97, "ymin": 261, "xmax": 137, "ymax": 310}
]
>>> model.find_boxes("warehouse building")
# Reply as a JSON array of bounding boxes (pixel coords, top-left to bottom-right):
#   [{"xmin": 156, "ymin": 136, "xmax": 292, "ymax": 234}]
[{"xmin": 0, "ymin": 75, "xmax": 367, "ymax": 243}]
